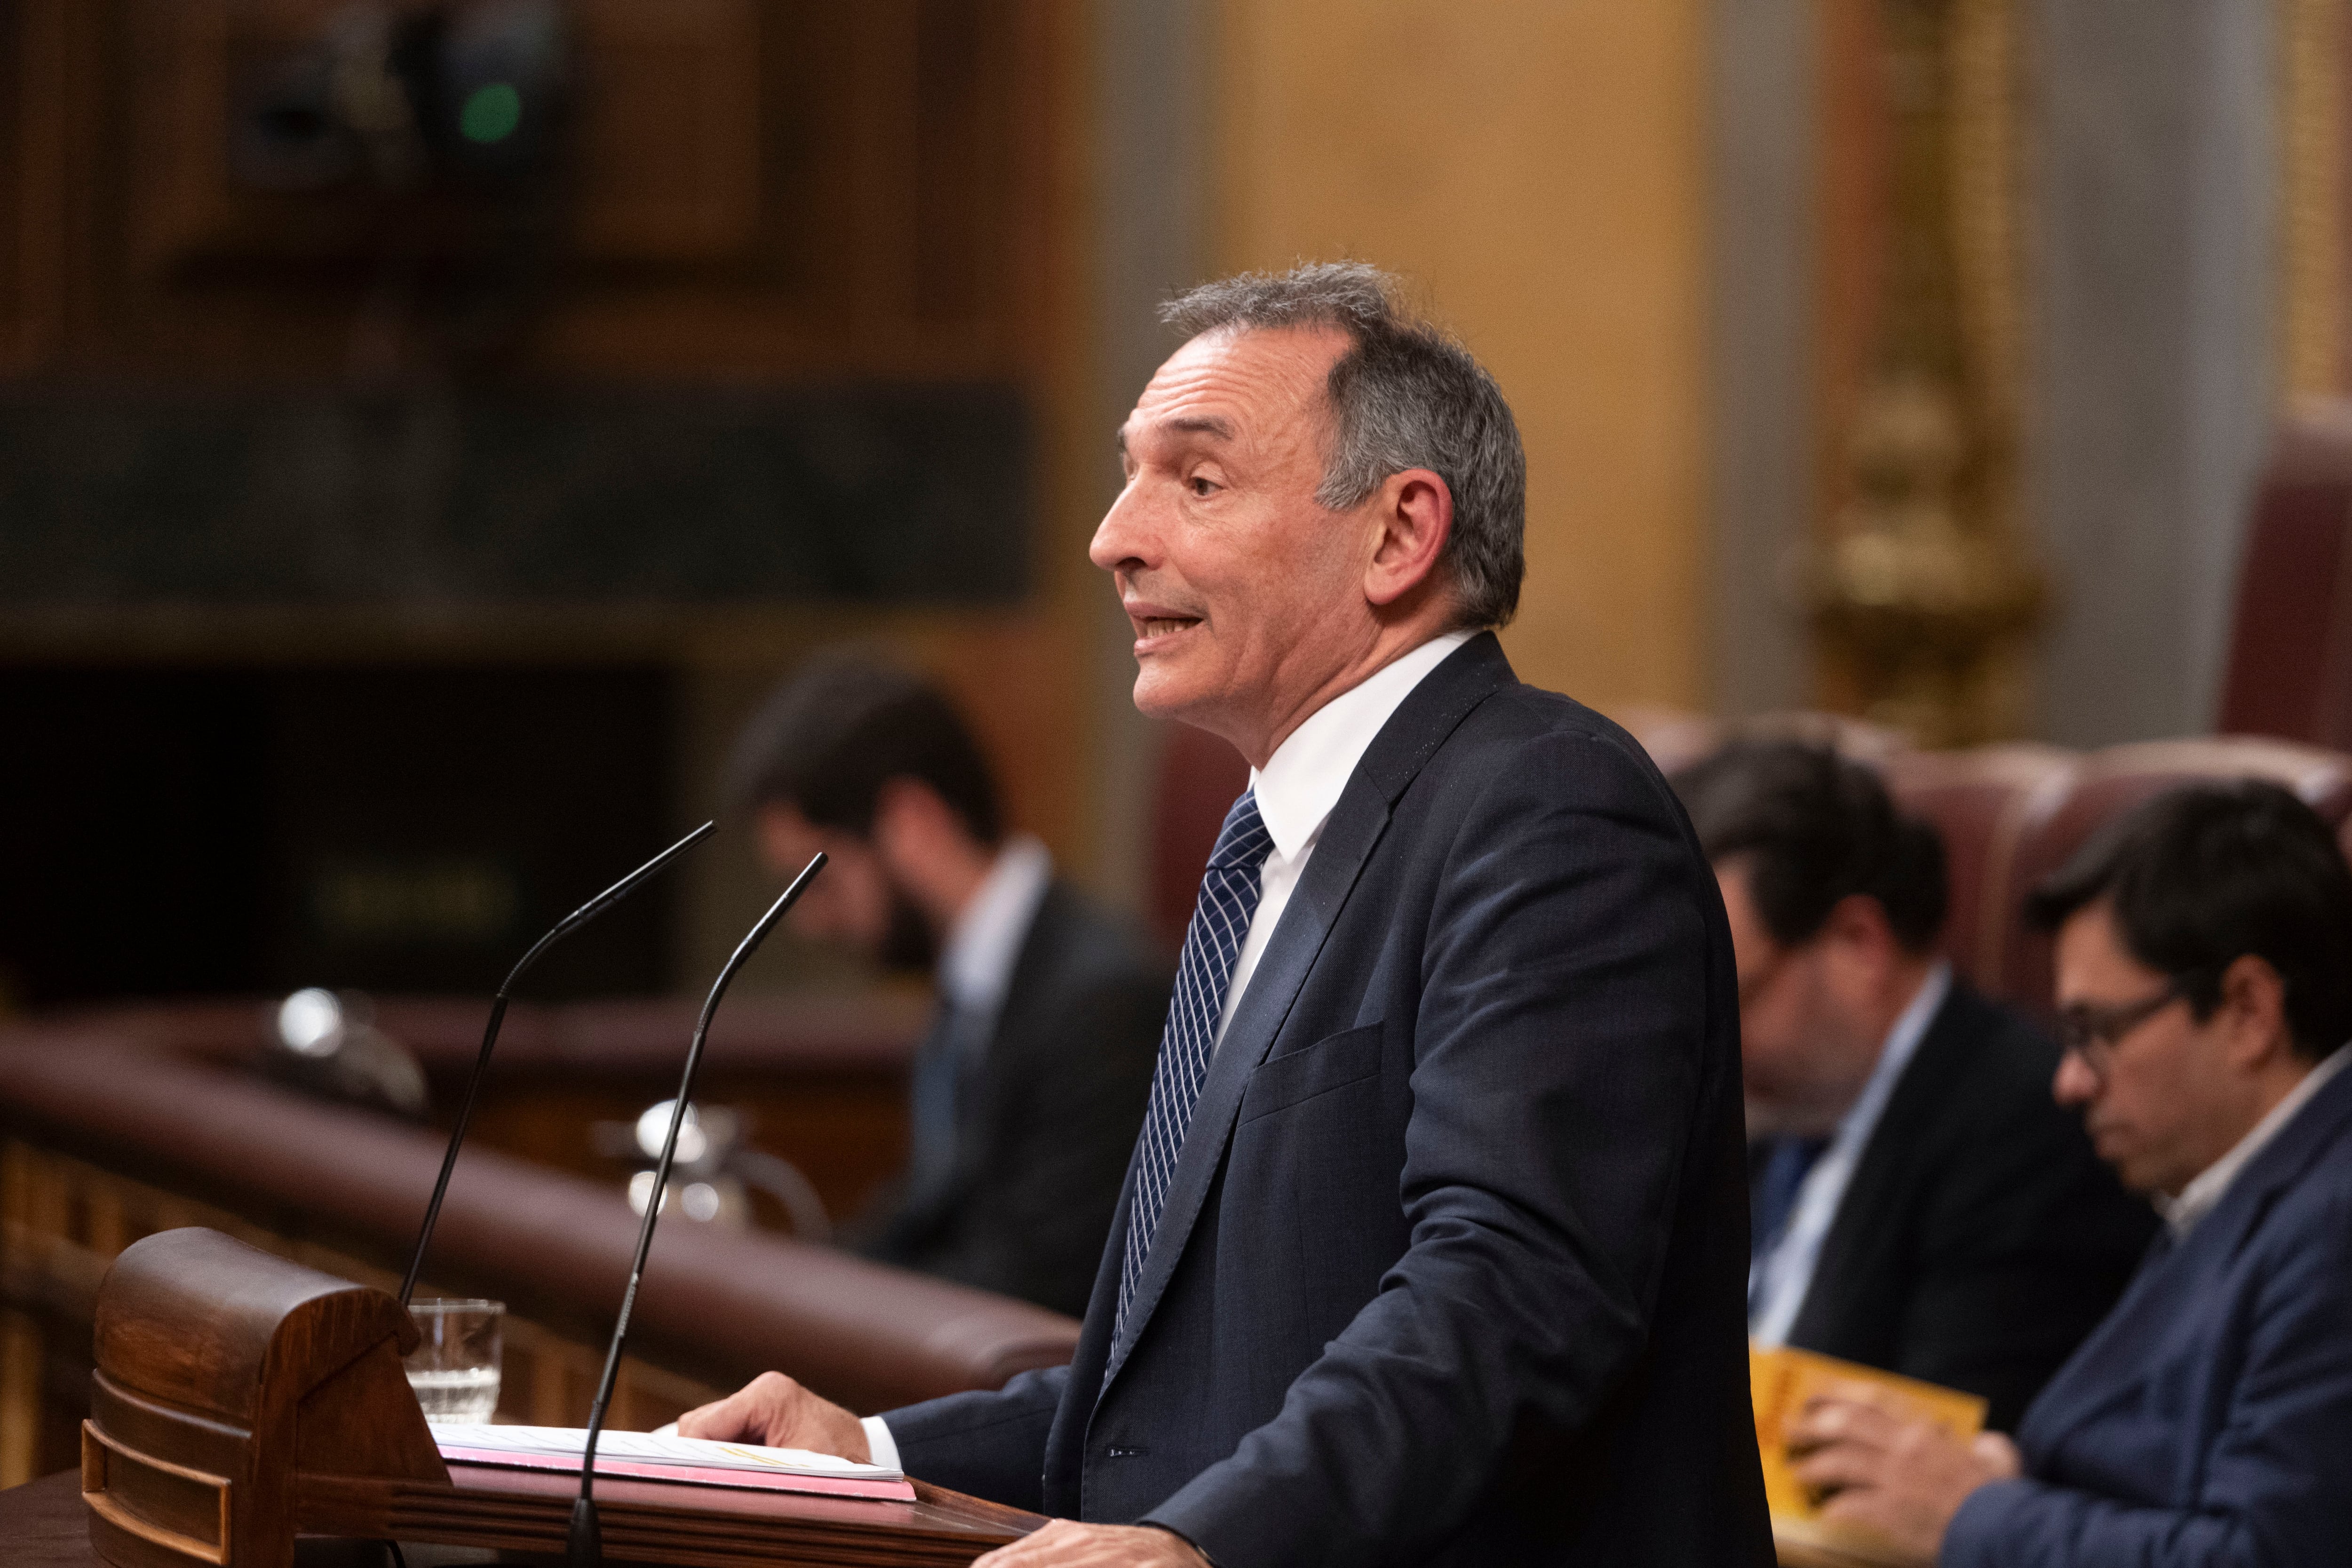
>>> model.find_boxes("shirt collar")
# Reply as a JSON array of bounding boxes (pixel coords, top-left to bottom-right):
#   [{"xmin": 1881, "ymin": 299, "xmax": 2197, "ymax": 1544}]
[
  {"xmin": 2161, "ymin": 1039, "xmax": 2352, "ymax": 1240},
  {"xmin": 1831, "ymin": 961, "xmax": 1952, "ymax": 1149},
  {"xmin": 936, "ymin": 833, "xmax": 1053, "ymax": 1015},
  {"xmin": 1248, "ymin": 631, "xmax": 1474, "ymax": 859}
]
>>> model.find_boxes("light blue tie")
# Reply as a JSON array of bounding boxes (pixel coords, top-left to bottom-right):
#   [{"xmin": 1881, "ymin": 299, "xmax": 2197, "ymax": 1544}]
[{"xmin": 1116, "ymin": 788, "xmax": 1273, "ymax": 1340}]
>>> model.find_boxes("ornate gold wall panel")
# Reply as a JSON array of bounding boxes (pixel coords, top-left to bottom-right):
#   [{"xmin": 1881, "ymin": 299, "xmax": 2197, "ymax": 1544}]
[
  {"xmin": 2281, "ymin": 0, "xmax": 2349, "ymax": 400},
  {"xmin": 1809, "ymin": 0, "xmax": 2044, "ymax": 747}
]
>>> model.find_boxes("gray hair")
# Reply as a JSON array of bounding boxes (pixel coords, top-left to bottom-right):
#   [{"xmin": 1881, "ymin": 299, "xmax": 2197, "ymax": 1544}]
[{"xmin": 1160, "ymin": 262, "xmax": 1525, "ymax": 628}]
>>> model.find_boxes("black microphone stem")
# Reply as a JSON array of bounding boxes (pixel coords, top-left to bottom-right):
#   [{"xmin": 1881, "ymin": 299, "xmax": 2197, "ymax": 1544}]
[
  {"xmin": 567, "ymin": 852, "xmax": 826, "ymax": 1568},
  {"xmin": 397, "ymin": 821, "xmax": 716, "ymax": 1307}
]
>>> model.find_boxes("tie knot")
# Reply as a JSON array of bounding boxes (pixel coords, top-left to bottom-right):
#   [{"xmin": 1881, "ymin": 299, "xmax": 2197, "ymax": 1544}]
[{"xmin": 1207, "ymin": 789, "xmax": 1273, "ymax": 872}]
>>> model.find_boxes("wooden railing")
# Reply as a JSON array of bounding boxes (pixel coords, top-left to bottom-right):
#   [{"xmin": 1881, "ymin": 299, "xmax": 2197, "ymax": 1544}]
[
  {"xmin": 33, "ymin": 992, "xmax": 935, "ymax": 1224},
  {"xmin": 0, "ymin": 1023, "xmax": 1081, "ymax": 1488}
]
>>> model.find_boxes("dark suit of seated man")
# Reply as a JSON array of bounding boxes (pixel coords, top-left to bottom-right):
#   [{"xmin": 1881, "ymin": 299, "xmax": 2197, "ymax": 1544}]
[
  {"xmin": 1672, "ymin": 741, "xmax": 2155, "ymax": 1430},
  {"xmin": 682, "ymin": 263, "xmax": 1773, "ymax": 1567},
  {"xmin": 1789, "ymin": 781, "xmax": 2352, "ymax": 1567},
  {"xmin": 731, "ymin": 653, "xmax": 1166, "ymax": 1317}
]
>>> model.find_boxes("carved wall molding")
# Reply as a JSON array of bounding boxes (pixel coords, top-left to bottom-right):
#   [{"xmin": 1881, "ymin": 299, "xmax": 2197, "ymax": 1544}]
[
  {"xmin": 2281, "ymin": 0, "xmax": 2349, "ymax": 401},
  {"xmin": 1809, "ymin": 0, "xmax": 2045, "ymax": 747}
]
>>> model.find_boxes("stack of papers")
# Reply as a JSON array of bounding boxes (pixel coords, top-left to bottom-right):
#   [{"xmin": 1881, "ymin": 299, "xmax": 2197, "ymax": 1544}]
[{"xmin": 432, "ymin": 1425, "xmax": 917, "ymax": 1503}]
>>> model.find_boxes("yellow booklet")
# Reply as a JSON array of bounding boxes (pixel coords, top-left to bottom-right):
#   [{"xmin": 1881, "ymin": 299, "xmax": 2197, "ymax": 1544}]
[{"xmin": 1748, "ymin": 1342, "xmax": 1988, "ymax": 1521}]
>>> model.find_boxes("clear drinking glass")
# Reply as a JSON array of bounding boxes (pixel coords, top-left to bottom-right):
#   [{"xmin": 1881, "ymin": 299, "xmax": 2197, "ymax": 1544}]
[{"xmin": 404, "ymin": 1299, "xmax": 504, "ymax": 1424}]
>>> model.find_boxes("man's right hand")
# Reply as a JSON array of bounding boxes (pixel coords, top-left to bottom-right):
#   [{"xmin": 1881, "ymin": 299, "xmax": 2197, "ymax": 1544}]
[{"xmin": 674, "ymin": 1371, "xmax": 871, "ymax": 1462}]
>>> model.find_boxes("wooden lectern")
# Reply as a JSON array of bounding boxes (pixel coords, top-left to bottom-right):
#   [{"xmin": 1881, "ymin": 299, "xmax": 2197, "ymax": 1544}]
[{"xmin": 79, "ymin": 1229, "xmax": 1042, "ymax": 1567}]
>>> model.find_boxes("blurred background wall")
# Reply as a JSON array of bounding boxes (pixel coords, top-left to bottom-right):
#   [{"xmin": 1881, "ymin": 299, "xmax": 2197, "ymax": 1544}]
[
  {"xmin": 1, "ymin": 0, "xmax": 2347, "ymax": 1010},
  {"xmin": 0, "ymin": 0, "xmax": 1107, "ymax": 1004},
  {"xmin": 1210, "ymin": 1, "xmax": 1711, "ymax": 715}
]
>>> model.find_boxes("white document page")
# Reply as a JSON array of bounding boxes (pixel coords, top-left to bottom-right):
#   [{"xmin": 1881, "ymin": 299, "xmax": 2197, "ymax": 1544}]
[{"xmin": 429, "ymin": 1424, "xmax": 903, "ymax": 1481}]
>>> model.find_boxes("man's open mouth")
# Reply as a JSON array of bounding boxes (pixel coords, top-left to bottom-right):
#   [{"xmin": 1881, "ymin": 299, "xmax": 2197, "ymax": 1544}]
[{"xmin": 1136, "ymin": 616, "xmax": 1200, "ymax": 638}]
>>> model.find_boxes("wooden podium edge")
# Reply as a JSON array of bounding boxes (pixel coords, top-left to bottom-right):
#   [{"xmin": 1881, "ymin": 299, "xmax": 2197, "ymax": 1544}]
[
  {"xmin": 82, "ymin": 1228, "xmax": 1051, "ymax": 1568},
  {"xmin": 295, "ymin": 1465, "xmax": 1041, "ymax": 1568},
  {"xmin": 82, "ymin": 1421, "xmax": 233, "ymax": 1567}
]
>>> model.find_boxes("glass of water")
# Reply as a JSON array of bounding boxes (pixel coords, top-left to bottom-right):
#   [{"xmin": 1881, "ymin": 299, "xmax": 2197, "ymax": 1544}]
[{"xmin": 404, "ymin": 1298, "xmax": 503, "ymax": 1424}]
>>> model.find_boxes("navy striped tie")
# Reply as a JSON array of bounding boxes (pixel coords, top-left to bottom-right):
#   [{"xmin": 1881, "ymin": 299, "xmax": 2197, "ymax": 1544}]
[{"xmin": 1116, "ymin": 788, "xmax": 1272, "ymax": 1339}]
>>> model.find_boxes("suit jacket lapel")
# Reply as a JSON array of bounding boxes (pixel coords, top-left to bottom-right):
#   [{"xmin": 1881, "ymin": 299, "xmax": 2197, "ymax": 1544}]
[
  {"xmin": 952, "ymin": 884, "xmax": 1067, "ymax": 1179},
  {"xmin": 1787, "ymin": 985, "xmax": 1975, "ymax": 1347},
  {"xmin": 1099, "ymin": 755, "xmax": 1390, "ymax": 1385},
  {"xmin": 2013, "ymin": 1218, "xmax": 2182, "ymax": 1452},
  {"xmin": 1099, "ymin": 634, "xmax": 1516, "ymax": 1387}
]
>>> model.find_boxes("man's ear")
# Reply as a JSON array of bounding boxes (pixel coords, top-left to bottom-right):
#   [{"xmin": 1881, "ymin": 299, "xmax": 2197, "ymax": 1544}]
[
  {"xmin": 1364, "ymin": 468, "xmax": 1453, "ymax": 609},
  {"xmin": 752, "ymin": 801, "xmax": 813, "ymax": 878},
  {"xmin": 1821, "ymin": 893, "xmax": 1900, "ymax": 966},
  {"xmin": 2216, "ymin": 953, "xmax": 2294, "ymax": 1070},
  {"xmin": 869, "ymin": 776, "xmax": 967, "ymax": 863}
]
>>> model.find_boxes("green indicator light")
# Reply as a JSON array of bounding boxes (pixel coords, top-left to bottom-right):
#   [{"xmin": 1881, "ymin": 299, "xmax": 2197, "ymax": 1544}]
[{"xmin": 460, "ymin": 83, "xmax": 523, "ymax": 144}]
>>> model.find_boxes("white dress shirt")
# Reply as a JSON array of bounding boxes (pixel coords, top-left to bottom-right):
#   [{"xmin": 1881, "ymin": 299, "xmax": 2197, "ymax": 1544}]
[
  {"xmin": 2160, "ymin": 1039, "xmax": 2352, "ymax": 1240},
  {"xmin": 1749, "ymin": 961, "xmax": 1952, "ymax": 1345},
  {"xmin": 865, "ymin": 634, "xmax": 1472, "ymax": 1465},
  {"xmin": 1214, "ymin": 630, "xmax": 1474, "ymax": 1050},
  {"xmin": 935, "ymin": 833, "xmax": 1054, "ymax": 1030}
]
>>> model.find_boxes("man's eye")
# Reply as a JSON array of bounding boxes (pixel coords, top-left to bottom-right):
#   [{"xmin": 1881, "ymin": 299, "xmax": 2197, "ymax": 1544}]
[{"xmin": 1189, "ymin": 475, "xmax": 1218, "ymax": 497}]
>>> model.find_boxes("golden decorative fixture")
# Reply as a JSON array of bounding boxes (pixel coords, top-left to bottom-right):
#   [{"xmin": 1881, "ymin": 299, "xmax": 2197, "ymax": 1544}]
[
  {"xmin": 2280, "ymin": 0, "xmax": 2346, "ymax": 401},
  {"xmin": 1809, "ymin": 0, "xmax": 2045, "ymax": 747}
]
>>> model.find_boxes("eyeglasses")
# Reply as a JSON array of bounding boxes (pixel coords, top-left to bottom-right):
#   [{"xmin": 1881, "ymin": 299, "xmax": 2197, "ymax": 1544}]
[{"xmin": 2056, "ymin": 978, "xmax": 2193, "ymax": 1081}]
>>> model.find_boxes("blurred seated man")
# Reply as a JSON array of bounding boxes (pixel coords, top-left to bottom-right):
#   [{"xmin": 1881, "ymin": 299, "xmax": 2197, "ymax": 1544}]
[
  {"xmin": 1672, "ymin": 741, "xmax": 2154, "ymax": 1428},
  {"xmin": 1789, "ymin": 781, "xmax": 2352, "ymax": 1566},
  {"xmin": 730, "ymin": 651, "xmax": 1167, "ymax": 1317}
]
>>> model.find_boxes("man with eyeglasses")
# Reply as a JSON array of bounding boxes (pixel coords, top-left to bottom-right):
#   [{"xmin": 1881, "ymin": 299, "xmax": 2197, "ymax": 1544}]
[
  {"xmin": 1786, "ymin": 780, "xmax": 2352, "ymax": 1567},
  {"xmin": 1672, "ymin": 740, "xmax": 2152, "ymax": 1430}
]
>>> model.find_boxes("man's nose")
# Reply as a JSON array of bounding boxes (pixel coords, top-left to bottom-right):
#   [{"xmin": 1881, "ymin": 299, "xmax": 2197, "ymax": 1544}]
[
  {"xmin": 2052, "ymin": 1049, "xmax": 2096, "ymax": 1108},
  {"xmin": 1090, "ymin": 478, "xmax": 1155, "ymax": 574}
]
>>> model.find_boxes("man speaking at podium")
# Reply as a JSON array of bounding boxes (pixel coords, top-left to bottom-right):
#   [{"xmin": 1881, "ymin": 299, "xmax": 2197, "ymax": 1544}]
[{"xmin": 682, "ymin": 263, "xmax": 1771, "ymax": 1566}]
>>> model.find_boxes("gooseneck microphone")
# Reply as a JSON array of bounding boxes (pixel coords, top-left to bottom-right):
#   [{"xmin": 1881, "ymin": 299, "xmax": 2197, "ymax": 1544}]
[
  {"xmin": 567, "ymin": 852, "xmax": 827, "ymax": 1568},
  {"xmin": 397, "ymin": 821, "xmax": 717, "ymax": 1307}
]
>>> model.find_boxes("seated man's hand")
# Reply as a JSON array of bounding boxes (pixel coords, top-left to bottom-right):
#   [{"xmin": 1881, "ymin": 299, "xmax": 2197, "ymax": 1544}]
[
  {"xmin": 974, "ymin": 1520, "xmax": 1208, "ymax": 1567},
  {"xmin": 1788, "ymin": 1391, "xmax": 2022, "ymax": 1566},
  {"xmin": 675, "ymin": 1371, "xmax": 870, "ymax": 1461}
]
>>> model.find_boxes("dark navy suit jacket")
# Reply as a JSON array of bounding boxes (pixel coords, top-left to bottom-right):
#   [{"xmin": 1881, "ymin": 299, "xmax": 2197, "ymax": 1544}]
[
  {"xmin": 1943, "ymin": 1049, "xmax": 2352, "ymax": 1567},
  {"xmin": 883, "ymin": 635, "xmax": 1772, "ymax": 1567}
]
